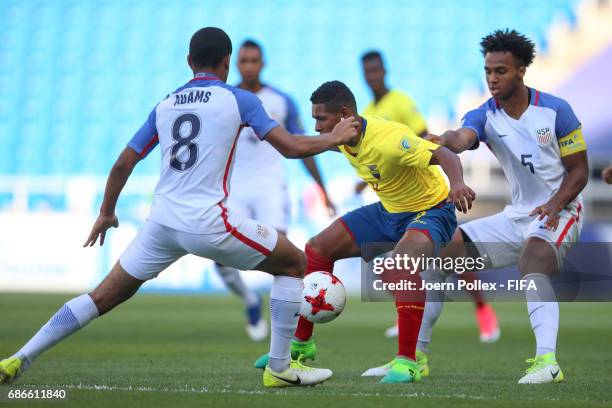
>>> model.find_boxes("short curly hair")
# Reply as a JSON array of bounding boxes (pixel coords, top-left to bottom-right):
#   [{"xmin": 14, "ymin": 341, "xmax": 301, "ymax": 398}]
[{"xmin": 480, "ymin": 29, "xmax": 535, "ymax": 67}]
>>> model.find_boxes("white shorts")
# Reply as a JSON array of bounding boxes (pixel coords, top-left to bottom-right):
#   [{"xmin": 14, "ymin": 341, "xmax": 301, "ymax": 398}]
[
  {"xmin": 119, "ymin": 214, "xmax": 279, "ymax": 281},
  {"xmin": 228, "ymin": 183, "xmax": 290, "ymax": 232},
  {"xmin": 460, "ymin": 204, "xmax": 583, "ymax": 269}
]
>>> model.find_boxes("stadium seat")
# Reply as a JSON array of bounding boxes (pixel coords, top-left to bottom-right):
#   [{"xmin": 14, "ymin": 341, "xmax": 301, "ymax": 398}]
[{"xmin": 0, "ymin": 0, "xmax": 579, "ymax": 175}]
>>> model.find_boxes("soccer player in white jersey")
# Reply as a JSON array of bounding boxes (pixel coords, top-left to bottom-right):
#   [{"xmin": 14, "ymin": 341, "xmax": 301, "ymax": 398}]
[
  {"xmin": 213, "ymin": 39, "xmax": 336, "ymax": 342},
  {"xmin": 0, "ymin": 27, "xmax": 360, "ymax": 388},
  {"xmin": 364, "ymin": 29, "xmax": 588, "ymax": 384},
  {"xmin": 425, "ymin": 29, "xmax": 587, "ymax": 384}
]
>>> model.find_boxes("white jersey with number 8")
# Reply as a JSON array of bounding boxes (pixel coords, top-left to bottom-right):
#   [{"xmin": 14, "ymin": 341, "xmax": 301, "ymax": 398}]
[{"xmin": 127, "ymin": 72, "xmax": 279, "ymax": 234}]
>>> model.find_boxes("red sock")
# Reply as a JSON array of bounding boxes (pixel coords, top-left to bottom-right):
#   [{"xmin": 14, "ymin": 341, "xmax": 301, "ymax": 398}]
[
  {"xmin": 294, "ymin": 244, "xmax": 334, "ymax": 341},
  {"xmin": 386, "ymin": 267, "xmax": 425, "ymax": 361},
  {"xmin": 396, "ymin": 300, "xmax": 425, "ymax": 360}
]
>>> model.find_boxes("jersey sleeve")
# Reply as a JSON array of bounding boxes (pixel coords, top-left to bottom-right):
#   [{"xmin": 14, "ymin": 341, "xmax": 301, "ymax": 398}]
[
  {"xmin": 555, "ymin": 99, "xmax": 587, "ymax": 157},
  {"xmin": 384, "ymin": 129, "xmax": 440, "ymax": 169},
  {"xmin": 284, "ymin": 95, "xmax": 304, "ymax": 134},
  {"xmin": 398, "ymin": 93, "xmax": 427, "ymax": 135},
  {"xmin": 460, "ymin": 107, "xmax": 487, "ymax": 149},
  {"xmin": 235, "ymin": 90, "xmax": 279, "ymax": 140},
  {"xmin": 127, "ymin": 106, "xmax": 159, "ymax": 158}
]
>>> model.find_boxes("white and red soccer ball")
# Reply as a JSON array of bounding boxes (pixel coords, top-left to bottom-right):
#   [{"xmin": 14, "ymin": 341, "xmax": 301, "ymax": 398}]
[{"xmin": 300, "ymin": 271, "xmax": 346, "ymax": 324}]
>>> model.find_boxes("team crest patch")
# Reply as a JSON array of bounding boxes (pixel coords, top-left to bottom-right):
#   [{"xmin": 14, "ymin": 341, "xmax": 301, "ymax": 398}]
[
  {"xmin": 535, "ymin": 126, "xmax": 552, "ymax": 146},
  {"xmin": 400, "ymin": 137, "xmax": 411, "ymax": 150},
  {"xmin": 367, "ymin": 164, "xmax": 381, "ymax": 179}
]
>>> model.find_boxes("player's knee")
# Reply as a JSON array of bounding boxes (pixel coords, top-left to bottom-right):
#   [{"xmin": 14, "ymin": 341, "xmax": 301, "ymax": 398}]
[
  {"xmin": 306, "ymin": 235, "xmax": 327, "ymax": 258},
  {"xmin": 519, "ymin": 256, "xmax": 556, "ymax": 276},
  {"xmin": 306, "ymin": 236, "xmax": 318, "ymax": 251},
  {"xmin": 519, "ymin": 242, "xmax": 557, "ymax": 275},
  {"xmin": 453, "ymin": 228, "xmax": 466, "ymax": 243}
]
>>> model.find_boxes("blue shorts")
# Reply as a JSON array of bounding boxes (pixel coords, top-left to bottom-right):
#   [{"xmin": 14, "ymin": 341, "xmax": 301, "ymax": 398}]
[{"xmin": 340, "ymin": 201, "xmax": 457, "ymax": 250}]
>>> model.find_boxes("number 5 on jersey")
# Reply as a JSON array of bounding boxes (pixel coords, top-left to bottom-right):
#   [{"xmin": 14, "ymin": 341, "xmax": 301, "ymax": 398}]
[{"xmin": 521, "ymin": 154, "xmax": 535, "ymax": 174}]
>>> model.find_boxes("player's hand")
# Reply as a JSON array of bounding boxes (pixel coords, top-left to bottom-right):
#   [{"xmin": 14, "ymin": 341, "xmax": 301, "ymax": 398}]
[
  {"xmin": 424, "ymin": 134, "xmax": 442, "ymax": 145},
  {"xmin": 602, "ymin": 166, "xmax": 612, "ymax": 184},
  {"xmin": 448, "ymin": 181, "xmax": 476, "ymax": 214},
  {"xmin": 323, "ymin": 195, "xmax": 337, "ymax": 217},
  {"xmin": 83, "ymin": 214, "xmax": 119, "ymax": 247},
  {"xmin": 331, "ymin": 116, "xmax": 359, "ymax": 144},
  {"xmin": 354, "ymin": 180, "xmax": 368, "ymax": 195},
  {"xmin": 530, "ymin": 201, "xmax": 562, "ymax": 231}
]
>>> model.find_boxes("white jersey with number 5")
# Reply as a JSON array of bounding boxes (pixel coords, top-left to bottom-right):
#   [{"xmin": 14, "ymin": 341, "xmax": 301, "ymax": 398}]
[
  {"xmin": 461, "ymin": 88, "xmax": 587, "ymax": 217},
  {"xmin": 126, "ymin": 72, "xmax": 279, "ymax": 233}
]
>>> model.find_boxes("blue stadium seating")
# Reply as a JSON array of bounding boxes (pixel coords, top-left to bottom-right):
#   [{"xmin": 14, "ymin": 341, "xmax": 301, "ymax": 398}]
[{"xmin": 0, "ymin": 0, "xmax": 579, "ymax": 175}]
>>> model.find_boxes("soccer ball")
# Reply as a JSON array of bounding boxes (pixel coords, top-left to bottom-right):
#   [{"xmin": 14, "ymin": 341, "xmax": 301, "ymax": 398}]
[{"xmin": 300, "ymin": 271, "xmax": 346, "ymax": 324}]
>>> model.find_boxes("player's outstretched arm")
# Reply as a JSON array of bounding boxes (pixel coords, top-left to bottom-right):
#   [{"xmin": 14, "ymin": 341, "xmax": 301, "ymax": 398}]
[
  {"xmin": 301, "ymin": 157, "xmax": 336, "ymax": 215},
  {"xmin": 530, "ymin": 151, "xmax": 588, "ymax": 230},
  {"xmin": 83, "ymin": 147, "xmax": 142, "ymax": 247},
  {"xmin": 266, "ymin": 117, "xmax": 359, "ymax": 158},
  {"xmin": 429, "ymin": 146, "xmax": 476, "ymax": 213},
  {"xmin": 426, "ymin": 128, "xmax": 478, "ymax": 154}
]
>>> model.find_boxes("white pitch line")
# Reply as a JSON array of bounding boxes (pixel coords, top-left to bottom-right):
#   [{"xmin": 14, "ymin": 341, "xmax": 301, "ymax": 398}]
[{"xmin": 16, "ymin": 383, "xmax": 565, "ymax": 402}]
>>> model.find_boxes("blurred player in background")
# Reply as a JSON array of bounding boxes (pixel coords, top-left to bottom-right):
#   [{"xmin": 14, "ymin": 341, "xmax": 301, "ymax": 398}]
[
  {"xmin": 256, "ymin": 80, "xmax": 476, "ymax": 384},
  {"xmin": 361, "ymin": 50, "xmax": 500, "ymax": 342},
  {"xmin": 0, "ymin": 27, "xmax": 361, "ymax": 388},
  {"xmin": 401, "ymin": 29, "xmax": 588, "ymax": 384},
  {"xmin": 213, "ymin": 39, "xmax": 336, "ymax": 342},
  {"xmin": 361, "ymin": 50, "xmax": 428, "ymax": 136},
  {"xmin": 602, "ymin": 165, "xmax": 612, "ymax": 184}
]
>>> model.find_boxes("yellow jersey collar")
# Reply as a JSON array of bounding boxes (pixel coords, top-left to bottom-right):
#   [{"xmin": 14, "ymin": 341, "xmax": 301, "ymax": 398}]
[{"xmin": 345, "ymin": 116, "xmax": 367, "ymax": 157}]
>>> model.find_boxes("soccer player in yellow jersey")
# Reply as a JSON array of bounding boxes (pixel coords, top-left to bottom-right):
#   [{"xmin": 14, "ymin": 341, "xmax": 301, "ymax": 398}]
[
  {"xmin": 362, "ymin": 50, "xmax": 500, "ymax": 342},
  {"xmin": 361, "ymin": 50, "xmax": 427, "ymax": 137},
  {"xmin": 260, "ymin": 80, "xmax": 475, "ymax": 384}
]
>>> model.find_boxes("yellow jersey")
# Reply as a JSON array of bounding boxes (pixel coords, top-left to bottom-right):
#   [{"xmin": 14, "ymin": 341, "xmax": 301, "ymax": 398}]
[
  {"xmin": 339, "ymin": 115, "xmax": 448, "ymax": 213},
  {"xmin": 362, "ymin": 90, "xmax": 427, "ymax": 136}
]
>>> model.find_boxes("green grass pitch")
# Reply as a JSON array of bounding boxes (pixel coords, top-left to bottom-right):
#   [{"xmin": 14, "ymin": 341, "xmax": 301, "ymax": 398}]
[{"xmin": 1, "ymin": 293, "xmax": 611, "ymax": 407}]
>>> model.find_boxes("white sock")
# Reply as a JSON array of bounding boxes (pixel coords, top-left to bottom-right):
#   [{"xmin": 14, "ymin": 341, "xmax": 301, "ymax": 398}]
[
  {"xmin": 215, "ymin": 263, "xmax": 259, "ymax": 306},
  {"xmin": 268, "ymin": 276, "xmax": 303, "ymax": 373},
  {"xmin": 14, "ymin": 294, "xmax": 99, "ymax": 370},
  {"xmin": 417, "ymin": 269, "xmax": 445, "ymax": 352},
  {"xmin": 524, "ymin": 273, "xmax": 558, "ymax": 357}
]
